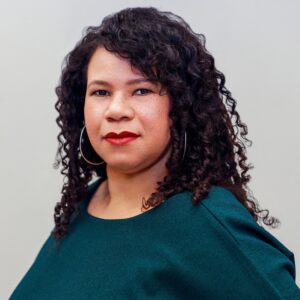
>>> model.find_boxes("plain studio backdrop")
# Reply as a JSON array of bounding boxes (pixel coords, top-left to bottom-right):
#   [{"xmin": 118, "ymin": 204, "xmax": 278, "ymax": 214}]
[{"xmin": 1, "ymin": 0, "xmax": 299, "ymax": 298}]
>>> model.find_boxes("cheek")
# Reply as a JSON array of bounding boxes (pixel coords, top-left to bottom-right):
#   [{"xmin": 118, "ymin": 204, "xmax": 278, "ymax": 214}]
[
  {"xmin": 141, "ymin": 101, "xmax": 171, "ymax": 135},
  {"xmin": 84, "ymin": 102, "xmax": 103, "ymax": 136}
]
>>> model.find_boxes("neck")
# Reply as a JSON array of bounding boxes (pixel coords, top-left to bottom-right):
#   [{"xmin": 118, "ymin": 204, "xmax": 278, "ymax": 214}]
[{"xmin": 99, "ymin": 144, "xmax": 171, "ymax": 213}]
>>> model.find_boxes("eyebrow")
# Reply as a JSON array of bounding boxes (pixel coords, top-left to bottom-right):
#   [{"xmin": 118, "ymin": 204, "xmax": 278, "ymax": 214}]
[{"xmin": 87, "ymin": 78, "xmax": 157, "ymax": 89}]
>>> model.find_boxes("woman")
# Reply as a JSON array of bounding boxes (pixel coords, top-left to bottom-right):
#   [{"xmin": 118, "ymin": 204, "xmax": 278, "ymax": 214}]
[{"xmin": 9, "ymin": 6, "xmax": 300, "ymax": 299}]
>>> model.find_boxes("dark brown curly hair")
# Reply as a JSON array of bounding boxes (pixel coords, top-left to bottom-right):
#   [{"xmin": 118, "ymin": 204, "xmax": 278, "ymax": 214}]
[{"xmin": 52, "ymin": 6, "xmax": 280, "ymax": 243}]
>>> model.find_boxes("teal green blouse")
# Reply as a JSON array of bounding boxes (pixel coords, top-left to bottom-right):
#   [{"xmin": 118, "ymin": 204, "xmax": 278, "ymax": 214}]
[{"xmin": 9, "ymin": 178, "xmax": 300, "ymax": 299}]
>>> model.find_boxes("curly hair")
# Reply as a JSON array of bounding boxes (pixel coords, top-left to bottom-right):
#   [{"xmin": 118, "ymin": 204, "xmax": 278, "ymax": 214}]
[{"xmin": 52, "ymin": 6, "xmax": 280, "ymax": 243}]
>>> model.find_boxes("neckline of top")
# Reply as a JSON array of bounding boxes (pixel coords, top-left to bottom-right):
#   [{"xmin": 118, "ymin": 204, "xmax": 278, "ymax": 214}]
[{"xmin": 81, "ymin": 177, "xmax": 191, "ymax": 223}]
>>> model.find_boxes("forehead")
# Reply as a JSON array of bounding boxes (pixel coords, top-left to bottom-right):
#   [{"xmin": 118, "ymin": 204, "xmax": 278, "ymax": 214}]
[
  {"xmin": 86, "ymin": 47, "xmax": 161, "ymax": 88},
  {"xmin": 87, "ymin": 47, "xmax": 142, "ymax": 76}
]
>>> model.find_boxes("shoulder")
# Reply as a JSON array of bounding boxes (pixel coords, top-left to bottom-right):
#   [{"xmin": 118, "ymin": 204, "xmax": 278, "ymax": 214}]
[
  {"xmin": 201, "ymin": 184, "xmax": 258, "ymax": 223},
  {"xmin": 193, "ymin": 185, "xmax": 300, "ymax": 298},
  {"xmin": 200, "ymin": 185, "xmax": 295, "ymax": 265},
  {"xmin": 162, "ymin": 186, "xmax": 300, "ymax": 297}
]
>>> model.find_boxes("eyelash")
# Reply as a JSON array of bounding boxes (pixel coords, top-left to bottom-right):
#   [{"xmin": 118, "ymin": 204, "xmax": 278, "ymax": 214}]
[{"xmin": 92, "ymin": 88, "xmax": 152, "ymax": 97}]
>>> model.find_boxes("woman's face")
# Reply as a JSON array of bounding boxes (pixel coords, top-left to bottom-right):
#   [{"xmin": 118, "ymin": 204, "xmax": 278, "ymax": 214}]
[{"xmin": 84, "ymin": 46, "xmax": 172, "ymax": 174}]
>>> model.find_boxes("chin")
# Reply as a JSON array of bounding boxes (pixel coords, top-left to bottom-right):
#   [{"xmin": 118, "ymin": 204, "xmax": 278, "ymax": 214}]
[{"xmin": 106, "ymin": 161, "xmax": 142, "ymax": 173}]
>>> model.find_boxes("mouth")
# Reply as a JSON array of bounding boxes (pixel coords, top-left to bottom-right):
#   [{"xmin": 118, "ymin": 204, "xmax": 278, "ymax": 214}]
[
  {"xmin": 105, "ymin": 136, "xmax": 139, "ymax": 145},
  {"xmin": 104, "ymin": 131, "xmax": 140, "ymax": 139}
]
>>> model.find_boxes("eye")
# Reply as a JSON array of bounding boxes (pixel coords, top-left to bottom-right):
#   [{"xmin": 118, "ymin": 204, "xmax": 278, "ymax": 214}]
[
  {"xmin": 134, "ymin": 88, "xmax": 152, "ymax": 95},
  {"xmin": 91, "ymin": 88, "xmax": 152, "ymax": 97},
  {"xmin": 92, "ymin": 90, "xmax": 109, "ymax": 96}
]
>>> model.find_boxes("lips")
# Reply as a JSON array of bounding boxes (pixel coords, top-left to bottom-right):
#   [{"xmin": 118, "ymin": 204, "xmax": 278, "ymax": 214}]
[{"xmin": 104, "ymin": 131, "xmax": 140, "ymax": 138}]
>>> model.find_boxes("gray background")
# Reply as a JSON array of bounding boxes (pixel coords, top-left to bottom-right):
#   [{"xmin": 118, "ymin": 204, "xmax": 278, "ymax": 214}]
[{"xmin": 1, "ymin": 0, "xmax": 299, "ymax": 298}]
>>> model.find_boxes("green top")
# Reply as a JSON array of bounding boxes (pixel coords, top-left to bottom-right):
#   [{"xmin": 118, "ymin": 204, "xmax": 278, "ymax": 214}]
[{"xmin": 9, "ymin": 178, "xmax": 300, "ymax": 299}]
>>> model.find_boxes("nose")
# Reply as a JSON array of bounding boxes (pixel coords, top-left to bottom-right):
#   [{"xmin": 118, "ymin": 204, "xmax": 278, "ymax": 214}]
[{"xmin": 104, "ymin": 91, "xmax": 134, "ymax": 121}]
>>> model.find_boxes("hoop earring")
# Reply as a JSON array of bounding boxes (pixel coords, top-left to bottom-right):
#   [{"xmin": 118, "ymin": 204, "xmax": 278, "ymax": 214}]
[
  {"xmin": 182, "ymin": 130, "xmax": 187, "ymax": 162},
  {"xmin": 79, "ymin": 125, "xmax": 105, "ymax": 166}
]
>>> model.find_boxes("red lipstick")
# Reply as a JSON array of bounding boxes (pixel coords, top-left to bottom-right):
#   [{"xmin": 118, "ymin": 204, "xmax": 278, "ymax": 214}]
[
  {"xmin": 104, "ymin": 131, "xmax": 139, "ymax": 138},
  {"xmin": 104, "ymin": 131, "xmax": 140, "ymax": 145}
]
